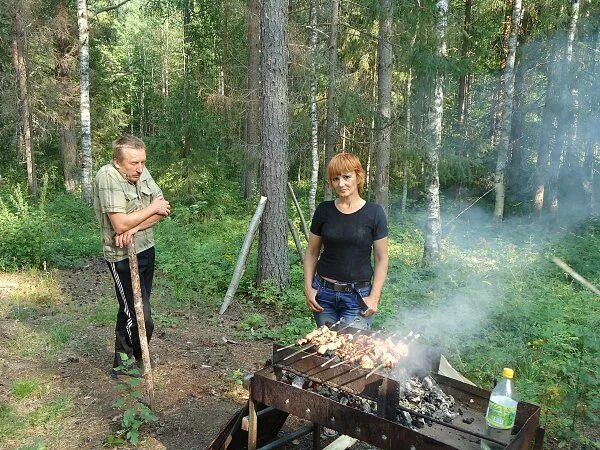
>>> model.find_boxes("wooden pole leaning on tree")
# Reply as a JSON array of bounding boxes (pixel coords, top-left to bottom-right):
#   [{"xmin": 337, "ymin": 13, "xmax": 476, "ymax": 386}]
[
  {"xmin": 127, "ymin": 240, "xmax": 155, "ymax": 409},
  {"xmin": 287, "ymin": 182, "xmax": 309, "ymax": 241},
  {"xmin": 288, "ymin": 218, "xmax": 304, "ymax": 263},
  {"xmin": 220, "ymin": 196, "xmax": 268, "ymax": 314}
]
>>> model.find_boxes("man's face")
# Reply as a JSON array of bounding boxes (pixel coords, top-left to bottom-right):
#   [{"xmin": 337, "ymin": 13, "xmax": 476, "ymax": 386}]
[{"xmin": 114, "ymin": 147, "xmax": 146, "ymax": 183}]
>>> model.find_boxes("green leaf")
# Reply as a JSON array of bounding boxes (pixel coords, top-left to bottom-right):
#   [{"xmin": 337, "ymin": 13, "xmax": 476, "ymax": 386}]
[{"xmin": 112, "ymin": 398, "xmax": 125, "ymax": 409}]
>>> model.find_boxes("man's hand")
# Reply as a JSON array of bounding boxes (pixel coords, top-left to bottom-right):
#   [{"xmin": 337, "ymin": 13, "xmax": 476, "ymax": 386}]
[
  {"xmin": 305, "ymin": 287, "xmax": 324, "ymax": 313},
  {"xmin": 115, "ymin": 228, "xmax": 139, "ymax": 248},
  {"xmin": 152, "ymin": 196, "xmax": 171, "ymax": 216}
]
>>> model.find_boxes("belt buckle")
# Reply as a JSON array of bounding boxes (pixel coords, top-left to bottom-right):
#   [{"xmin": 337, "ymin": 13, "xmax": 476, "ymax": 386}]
[{"xmin": 334, "ymin": 282, "xmax": 352, "ymax": 292}]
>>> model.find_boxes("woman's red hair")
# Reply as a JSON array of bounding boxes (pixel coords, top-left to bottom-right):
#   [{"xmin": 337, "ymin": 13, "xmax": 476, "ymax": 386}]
[{"xmin": 327, "ymin": 153, "xmax": 365, "ymax": 193}]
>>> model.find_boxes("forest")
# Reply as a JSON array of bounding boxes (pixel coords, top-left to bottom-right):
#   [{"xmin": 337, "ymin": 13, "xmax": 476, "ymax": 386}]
[{"xmin": 0, "ymin": 0, "xmax": 599, "ymax": 448}]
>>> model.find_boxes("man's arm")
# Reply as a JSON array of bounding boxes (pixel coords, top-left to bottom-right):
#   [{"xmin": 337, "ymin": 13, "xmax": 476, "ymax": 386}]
[
  {"xmin": 108, "ymin": 196, "xmax": 170, "ymax": 234},
  {"xmin": 114, "ymin": 213, "xmax": 166, "ymax": 248}
]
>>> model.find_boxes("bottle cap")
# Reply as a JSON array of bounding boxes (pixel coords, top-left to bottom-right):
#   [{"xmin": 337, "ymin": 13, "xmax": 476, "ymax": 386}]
[{"xmin": 502, "ymin": 368, "xmax": 514, "ymax": 379}]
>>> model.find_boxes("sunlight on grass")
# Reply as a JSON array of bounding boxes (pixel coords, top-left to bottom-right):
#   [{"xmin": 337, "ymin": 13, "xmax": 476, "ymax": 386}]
[
  {"xmin": 5, "ymin": 270, "xmax": 62, "ymax": 307},
  {"xmin": 11, "ymin": 379, "xmax": 42, "ymax": 400}
]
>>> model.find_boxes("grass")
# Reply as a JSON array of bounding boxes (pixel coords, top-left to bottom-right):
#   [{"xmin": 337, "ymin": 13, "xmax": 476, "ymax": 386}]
[{"xmin": 0, "ymin": 190, "xmax": 599, "ymax": 448}]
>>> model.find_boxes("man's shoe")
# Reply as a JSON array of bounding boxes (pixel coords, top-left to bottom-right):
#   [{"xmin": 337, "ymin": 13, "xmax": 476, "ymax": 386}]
[{"xmin": 111, "ymin": 368, "xmax": 142, "ymax": 379}]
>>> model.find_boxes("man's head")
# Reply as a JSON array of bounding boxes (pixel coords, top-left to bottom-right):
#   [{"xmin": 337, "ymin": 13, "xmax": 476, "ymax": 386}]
[{"xmin": 113, "ymin": 135, "xmax": 147, "ymax": 183}]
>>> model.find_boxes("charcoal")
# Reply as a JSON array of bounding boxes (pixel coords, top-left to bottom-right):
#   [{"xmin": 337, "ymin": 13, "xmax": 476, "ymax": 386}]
[{"xmin": 462, "ymin": 417, "xmax": 475, "ymax": 424}]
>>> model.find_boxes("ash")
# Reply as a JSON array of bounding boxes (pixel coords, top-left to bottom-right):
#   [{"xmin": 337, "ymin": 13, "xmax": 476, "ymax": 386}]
[
  {"xmin": 280, "ymin": 371, "xmax": 459, "ymax": 431},
  {"xmin": 398, "ymin": 376, "xmax": 459, "ymax": 428}
]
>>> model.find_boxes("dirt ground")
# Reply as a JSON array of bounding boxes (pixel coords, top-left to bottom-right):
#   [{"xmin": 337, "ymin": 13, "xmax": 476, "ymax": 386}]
[{"xmin": 0, "ymin": 259, "xmax": 353, "ymax": 450}]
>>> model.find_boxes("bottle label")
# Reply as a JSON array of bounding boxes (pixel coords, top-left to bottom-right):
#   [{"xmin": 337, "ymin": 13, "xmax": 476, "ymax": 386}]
[{"xmin": 486, "ymin": 400, "xmax": 517, "ymax": 429}]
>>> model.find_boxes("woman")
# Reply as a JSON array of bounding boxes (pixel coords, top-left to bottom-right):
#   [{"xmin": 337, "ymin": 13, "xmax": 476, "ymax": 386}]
[{"xmin": 304, "ymin": 152, "xmax": 389, "ymax": 330}]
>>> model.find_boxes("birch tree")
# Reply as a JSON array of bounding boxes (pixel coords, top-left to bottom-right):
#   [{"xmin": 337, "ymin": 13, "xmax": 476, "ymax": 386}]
[
  {"xmin": 493, "ymin": 0, "xmax": 522, "ymax": 220},
  {"xmin": 423, "ymin": 0, "xmax": 448, "ymax": 263},
  {"xmin": 77, "ymin": 0, "xmax": 92, "ymax": 204},
  {"xmin": 324, "ymin": 0, "xmax": 339, "ymax": 201},
  {"xmin": 375, "ymin": 0, "xmax": 393, "ymax": 216},
  {"xmin": 257, "ymin": 0, "xmax": 289, "ymax": 289},
  {"xmin": 308, "ymin": 0, "xmax": 319, "ymax": 218}
]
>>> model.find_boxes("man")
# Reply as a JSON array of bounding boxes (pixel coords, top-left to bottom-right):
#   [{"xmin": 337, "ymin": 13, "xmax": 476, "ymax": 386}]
[{"xmin": 94, "ymin": 135, "xmax": 170, "ymax": 377}]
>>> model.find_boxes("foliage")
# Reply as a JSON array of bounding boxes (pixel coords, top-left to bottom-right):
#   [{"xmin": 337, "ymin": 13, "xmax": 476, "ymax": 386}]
[
  {"xmin": 0, "ymin": 187, "xmax": 99, "ymax": 270},
  {"xmin": 106, "ymin": 353, "xmax": 157, "ymax": 446}
]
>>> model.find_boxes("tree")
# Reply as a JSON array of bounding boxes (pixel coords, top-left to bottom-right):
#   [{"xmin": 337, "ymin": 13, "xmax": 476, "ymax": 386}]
[
  {"xmin": 493, "ymin": 0, "xmax": 522, "ymax": 221},
  {"xmin": 423, "ymin": 0, "xmax": 448, "ymax": 264},
  {"xmin": 257, "ymin": 0, "xmax": 289, "ymax": 289},
  {"xmin": 52, "ymin": 2, "xmax": 79, "ymax": 192},
  {"xmin": 10, "ymin": 1, "xmax": 37, "ymax": 198},
  {"xmin": 77, "ymin": 0, "xmax": 92, "ymax": 204},
  {"xmin": 308, "ymin": 0, "xmax": 319, "ymax": 219},
  {"xmin": 324, "ymin": 0, "xmax": 339, "ymax": 201},
  {"xmin": 547, "ymin": 0, "xmax": 581, "ymax": 214},
  {"xmin": 243, "ymin": 0, "xmax": 260, "ymax": 199},
  {"xmin": 374, "ymin": 0, "xmax": 393, "ymax": 216}
]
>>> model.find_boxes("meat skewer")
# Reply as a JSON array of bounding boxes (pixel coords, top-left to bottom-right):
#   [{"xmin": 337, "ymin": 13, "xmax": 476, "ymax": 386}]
[
  {"xmin": 364, "ymin": 333, "xmax": 419, "ymax": 378},
  {"xmin": 276, "ymin": 320, "xmax": 341, "ymax": 352}
]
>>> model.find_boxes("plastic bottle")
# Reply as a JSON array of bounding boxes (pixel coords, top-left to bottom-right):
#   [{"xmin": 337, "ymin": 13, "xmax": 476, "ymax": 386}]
[{"xmin": 481, "ymin": 368, "xmax": 518, "ymax": 450}]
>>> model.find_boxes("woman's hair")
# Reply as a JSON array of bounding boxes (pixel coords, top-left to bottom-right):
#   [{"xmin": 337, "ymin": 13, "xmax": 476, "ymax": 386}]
[
  {"xmin": 327, "ymin": 152, "xmax": 365, "ymax": 193},
  {"xmin": 112, "ymin": 135, "xmax": 146, "ymax": 161}
]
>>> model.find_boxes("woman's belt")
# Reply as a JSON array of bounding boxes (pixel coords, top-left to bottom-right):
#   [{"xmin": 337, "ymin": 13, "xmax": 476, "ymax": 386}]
[{"xmin": 316, "ymin": 274, "xmax": 371, "ymax": 293}]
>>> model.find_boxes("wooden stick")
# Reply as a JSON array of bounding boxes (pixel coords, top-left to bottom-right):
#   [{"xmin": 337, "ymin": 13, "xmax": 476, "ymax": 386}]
[
  {"xmin": 288, "ymin": 182, "xmax": 309, "ymax": 241},
  {"xmin": 127, "ymin": 240, "xmax": 155, "ymax": 409},
  {"xmin": 220, "ymin": 196, "xmax": 267, "ymax": 314},
  {"xmin": 288, "ymin": 218, "xmax": 305, "ymax": 263},
  {"xmin": 551, "ymin": 256, "xmax": 600, "ymax": 297}
]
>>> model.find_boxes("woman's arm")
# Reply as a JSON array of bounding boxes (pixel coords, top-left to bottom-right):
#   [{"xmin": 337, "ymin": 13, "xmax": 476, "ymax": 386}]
[
  {"xmin": 361, "ymin": 237, "xmax": 389, "ymax": 316},
  {"xmin": 304, "ymin": 232, "xmax": 324, "ymax": 312}
]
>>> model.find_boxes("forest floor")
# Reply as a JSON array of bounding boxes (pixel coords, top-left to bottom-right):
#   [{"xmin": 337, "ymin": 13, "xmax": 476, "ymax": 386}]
[
  {"xmin": 0, "ymin": 258, "xmax": 351, "ymax": 450},
  {"xmin": 0, "ymin": 256, "xmax": 590, "ymax": 449}
]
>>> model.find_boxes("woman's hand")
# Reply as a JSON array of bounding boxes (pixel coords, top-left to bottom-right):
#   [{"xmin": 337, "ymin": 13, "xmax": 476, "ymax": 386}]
[
  {"xmin": 361, "ymin": 295, "xmax": 379, "ymax": 317},
  {"xmin": 305, "ymin": 287, "xmax": 324, "ymax": 312}
]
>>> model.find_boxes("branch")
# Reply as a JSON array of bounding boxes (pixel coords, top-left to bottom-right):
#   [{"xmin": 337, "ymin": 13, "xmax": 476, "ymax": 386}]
[
  {"xmin": 551, "ymin": 256, "xmax": 600, "ymax": 297},
  {"xmin": 91, "ymin": 0, "xmax": 134, "ymax": 16}
]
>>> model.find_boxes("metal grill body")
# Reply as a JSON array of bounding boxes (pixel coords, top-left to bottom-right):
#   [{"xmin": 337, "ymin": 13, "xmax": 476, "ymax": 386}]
[{"xmin": 245, "ymin": 327, "xmax": 544, "ymax": 450}]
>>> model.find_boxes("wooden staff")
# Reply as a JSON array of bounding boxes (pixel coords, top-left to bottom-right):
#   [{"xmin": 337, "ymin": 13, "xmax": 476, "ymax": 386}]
[
  {"xmin": 127, "ymin": 240, "xmax": 155, "ymax": 409},
  {"xmin": 287, "ymin": 182, "xmax": 309, "ymax": 241}
]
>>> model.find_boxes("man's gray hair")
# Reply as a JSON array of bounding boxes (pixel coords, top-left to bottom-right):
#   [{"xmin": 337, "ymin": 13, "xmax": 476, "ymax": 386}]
[{"xmin": 112, "ymin": 135, "xmax": 146, "ymax": 161}]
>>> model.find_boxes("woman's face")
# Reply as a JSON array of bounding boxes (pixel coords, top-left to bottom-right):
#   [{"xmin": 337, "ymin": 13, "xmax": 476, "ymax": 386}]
[{"xmin": 331, "ymin": 171, "xmax": 358, "ymax": 198}]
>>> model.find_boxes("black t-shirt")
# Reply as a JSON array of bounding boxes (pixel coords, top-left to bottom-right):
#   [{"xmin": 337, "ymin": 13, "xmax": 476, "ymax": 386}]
[{"xmin": 310, "ymin": 201, "xmax": 388, "ymax": 282}]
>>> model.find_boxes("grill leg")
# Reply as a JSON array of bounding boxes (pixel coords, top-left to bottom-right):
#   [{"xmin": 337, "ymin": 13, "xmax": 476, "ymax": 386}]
[
  {"xmin": 312, "ymin": 423, "xmax": 321, "ymax": 450},
  {"xmin": 533, "ymin": 426, "xmax": 545, "ymax": 450},
  {"xmin": 248, "ymin": 395, "xmax": 258, "ymax": 450}
]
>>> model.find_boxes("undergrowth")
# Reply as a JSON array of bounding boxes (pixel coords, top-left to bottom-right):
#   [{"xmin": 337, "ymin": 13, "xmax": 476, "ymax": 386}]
[{"xmin": 1, "ymin": 188, "xmax": 598, "ymax": 447}]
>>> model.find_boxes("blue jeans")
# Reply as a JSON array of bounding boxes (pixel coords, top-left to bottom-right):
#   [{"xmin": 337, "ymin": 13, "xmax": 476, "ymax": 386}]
[{"xmin": 312, "ymin": 275, "xmax": 373, "ymax": 330}]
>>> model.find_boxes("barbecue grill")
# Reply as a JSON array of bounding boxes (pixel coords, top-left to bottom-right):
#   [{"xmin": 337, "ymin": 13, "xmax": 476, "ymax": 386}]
[{"xmin": 209, "ymin": 326, "xmax": 545, "ymax": 450}]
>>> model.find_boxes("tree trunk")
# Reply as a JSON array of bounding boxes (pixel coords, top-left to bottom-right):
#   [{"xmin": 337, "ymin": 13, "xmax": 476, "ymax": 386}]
[
  {"xmin": 324, "ymin": 0, "xmax": 339, "ymax": 201},
  {"xmin": 548, "ymin": 0, "xmax": 580, "ymax": 215},
  {"xmin": 401, "ymin": 67, "xmax": 413, "ymax": 214},
  {"xmin": 181, "ymin": 0, "xmax": 191, "ymax": 157},
  {"xmin": 11, "ymin": 9, "xmax": 37, "ymax": 198},
  {"xmin": 491, "ymin": 0, "xmax": 513, "ymax": 147},
  {"xmin": 423, "ymin": 0, "xmax": 449, "ymax": 264},
  {"xmin": 583, "ymin": 27, "xmax": 600, "ymax": 216},
  {"xmin": 257, "ymin": 0, "xmax": 289, "ymax": 289},
  {"xmin": 533, "ymin": 38, "xmax": 561, "ymax": 215},
  {"xmin": 243, "ymin": 0, "xmax": 260, "ymax": 199},
  {"xmin": 457, "ymin": 0, "xmax": 473, "ymax": 128},
  {"xmin": 52, "ymin": 3, "xmax": 79, "ymax": 192},
  {"xmin": 308, "ymin": 0, "xmax": 319, "ymax": 219},
  {"xmin": 493, "ymin": 0, "xmax": 522, "ymax": 221},
  {"xmin": 77, "ymin": 0, "xmax": 92, "ymax": 204},
  {"xmin": 375, "ymin": 0, "xmax": 393, "ymax": 216}
]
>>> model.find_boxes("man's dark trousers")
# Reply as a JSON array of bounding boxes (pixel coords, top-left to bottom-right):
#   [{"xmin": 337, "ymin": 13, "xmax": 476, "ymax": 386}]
[{"xmin": 107, "ymin": 246, "xmax": 155, "ymax": 368}]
